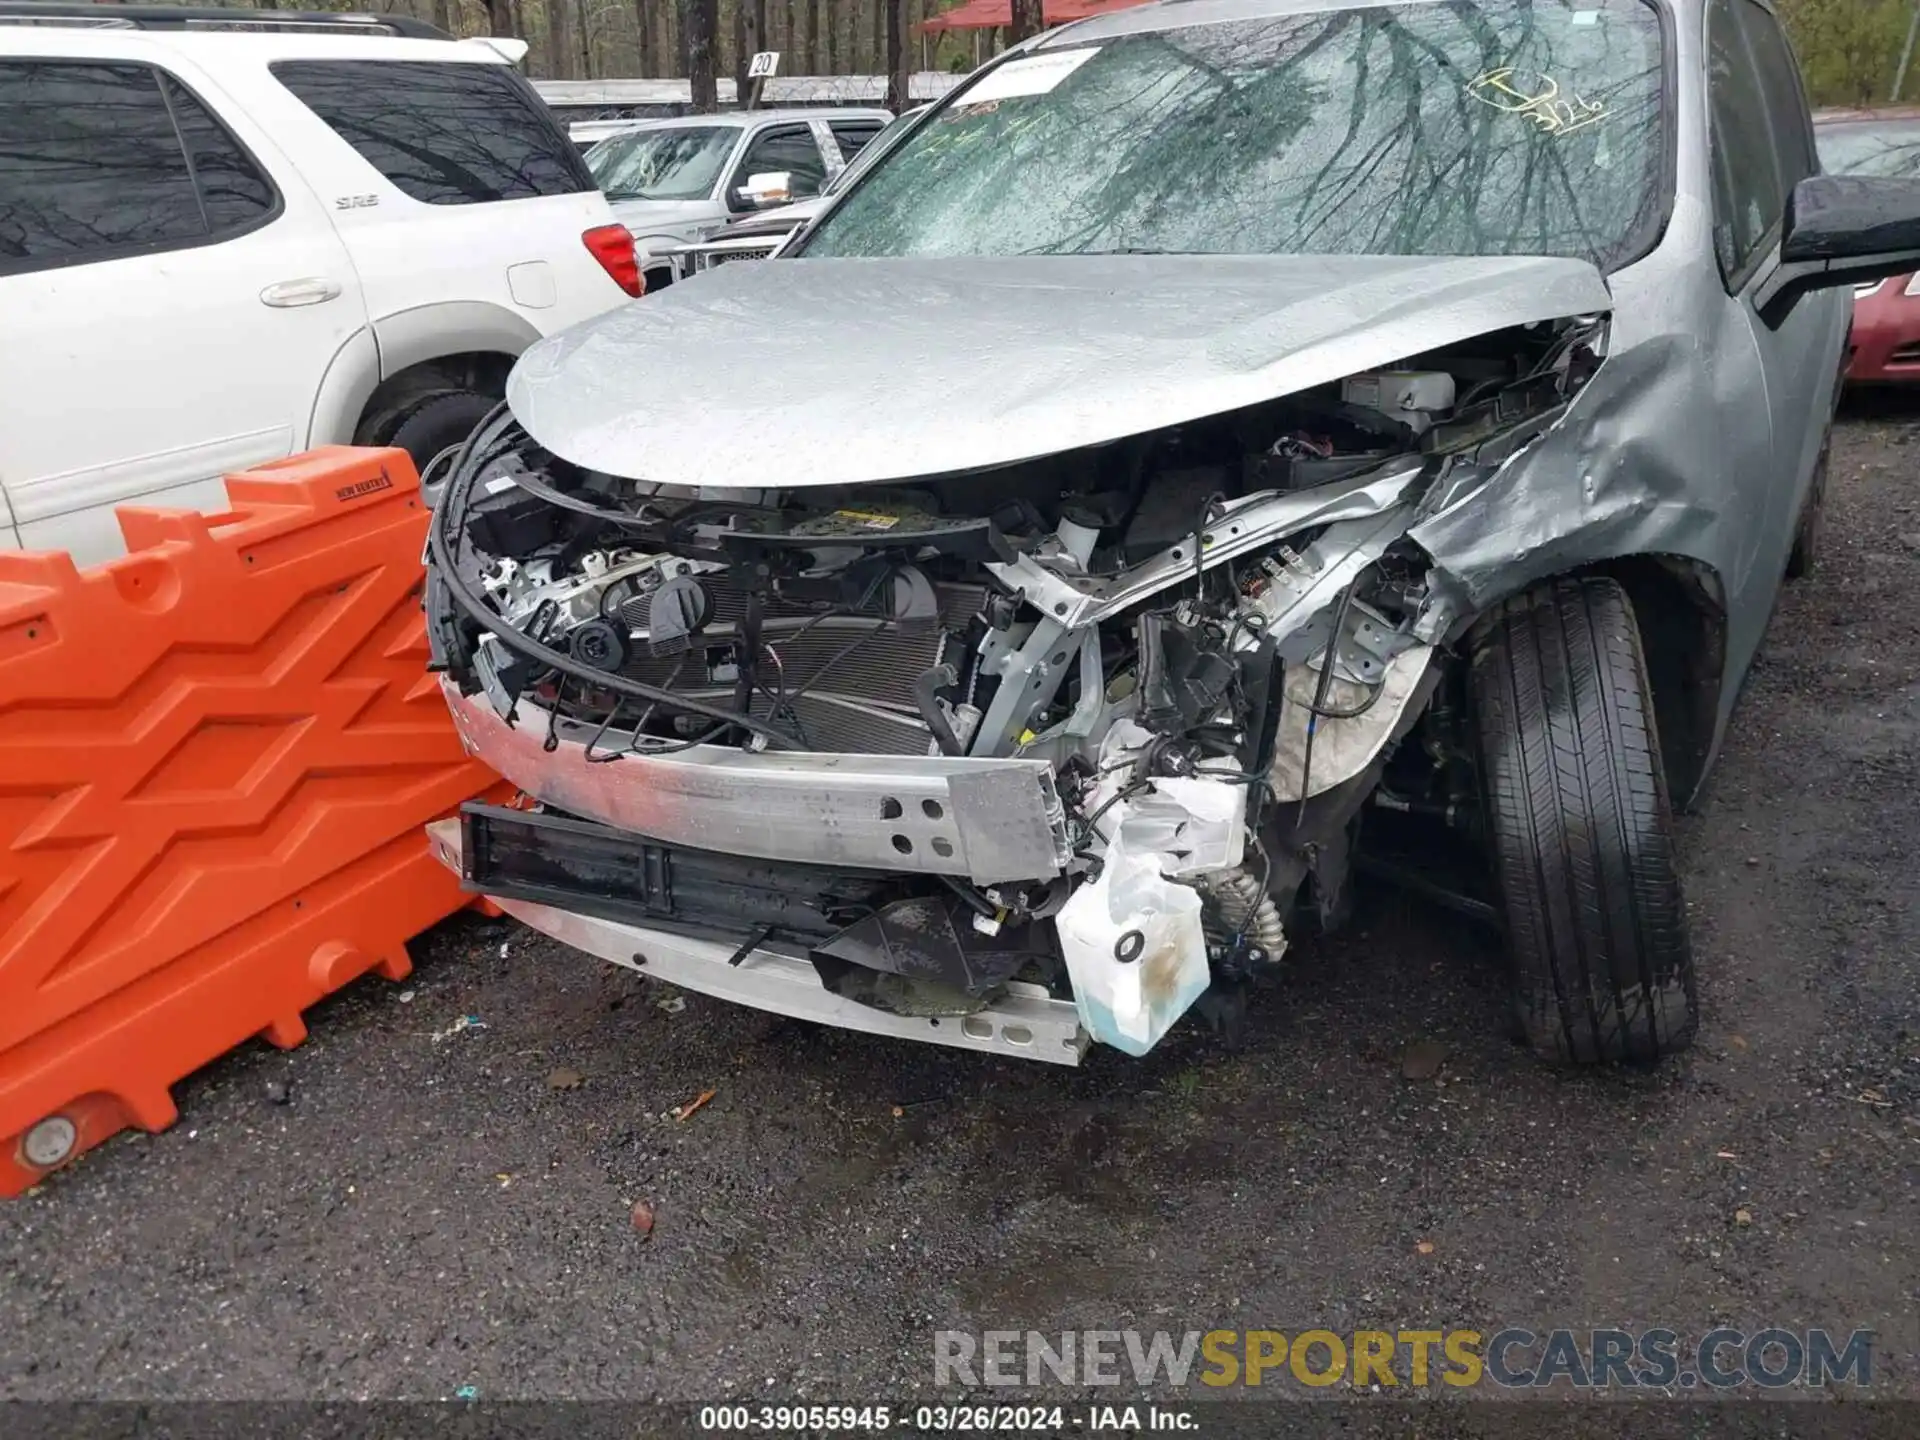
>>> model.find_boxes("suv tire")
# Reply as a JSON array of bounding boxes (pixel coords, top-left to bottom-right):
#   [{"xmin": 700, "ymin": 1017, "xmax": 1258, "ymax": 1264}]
[
  {"xmin": 1469, "ymin": 576, "xmax": 1699, "ymax": 1066},
  {"xmin": 388, "ymin": 391, "xmax": 497, "ymax": 504}
]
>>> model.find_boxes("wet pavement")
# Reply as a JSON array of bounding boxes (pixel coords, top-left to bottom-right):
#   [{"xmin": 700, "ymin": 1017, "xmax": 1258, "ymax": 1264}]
[{"xmin": 1, "ymin": 409, "xmax": 1916, "ymax": 1407}]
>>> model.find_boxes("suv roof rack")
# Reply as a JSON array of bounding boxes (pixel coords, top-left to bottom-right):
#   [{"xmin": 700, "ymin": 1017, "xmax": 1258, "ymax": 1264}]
[{"xmin": 0, "ymin": 1, "xmax": 451, "ymax": 38}]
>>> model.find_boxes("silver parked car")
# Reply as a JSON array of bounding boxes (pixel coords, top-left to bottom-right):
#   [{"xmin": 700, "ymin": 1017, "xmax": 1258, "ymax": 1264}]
[
  {"xmin": 667, "ymin": 106, "xmax": 932, "ymax": 278},
  {"xmin": 427, "ymin": 0, "xmax": 1908, "ymax": 1069},
  {"xmin": 583, "ymin": 107, "xmax": 892, "ymax": 292}
]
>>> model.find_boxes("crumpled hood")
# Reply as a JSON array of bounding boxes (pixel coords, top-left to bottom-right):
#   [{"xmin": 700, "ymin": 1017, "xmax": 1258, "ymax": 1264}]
[{"xmin": 507, "ymin": 253, "xmax": 1612, "ymax": 488}]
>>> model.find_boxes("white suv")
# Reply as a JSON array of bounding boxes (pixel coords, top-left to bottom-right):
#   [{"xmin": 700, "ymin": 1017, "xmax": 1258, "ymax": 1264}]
[{"xmin": 0, "ymin": 4, "xmax": 640, "ymax": 563}]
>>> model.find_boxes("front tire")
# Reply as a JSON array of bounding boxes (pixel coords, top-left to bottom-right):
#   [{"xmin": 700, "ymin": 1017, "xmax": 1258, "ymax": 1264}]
[
  {"xmin": 1469, "ymin": 576, "xmax": 1698, "ymax": 1066},
  {"xmin": 387, "ymin": 390, "xmax": 497, "ymax": 505}
]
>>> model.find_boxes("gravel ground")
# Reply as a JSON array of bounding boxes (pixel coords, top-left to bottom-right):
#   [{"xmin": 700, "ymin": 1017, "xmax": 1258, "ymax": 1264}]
[{"xmin": 2, "ymin": 409, "xmax": 1916, "ymax": 1411}]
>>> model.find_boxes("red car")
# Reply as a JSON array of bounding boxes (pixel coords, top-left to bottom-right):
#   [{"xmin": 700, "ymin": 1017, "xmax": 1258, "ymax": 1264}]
[{"xmin": 1816, "ymin": 107, "xmax": 1920, "ymax": 382}]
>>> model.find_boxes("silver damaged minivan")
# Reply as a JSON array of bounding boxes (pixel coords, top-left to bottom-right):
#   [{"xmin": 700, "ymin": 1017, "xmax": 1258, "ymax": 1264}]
[{"xmin": 425, "ymin": 0, "xmax": 1917, "ymax": 1067}]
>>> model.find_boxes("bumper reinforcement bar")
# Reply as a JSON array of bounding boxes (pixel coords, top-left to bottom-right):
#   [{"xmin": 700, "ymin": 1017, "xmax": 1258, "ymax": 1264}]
[{"xmin": 442, "ymin": 680, "xmax": 1069, "ymax": 886}]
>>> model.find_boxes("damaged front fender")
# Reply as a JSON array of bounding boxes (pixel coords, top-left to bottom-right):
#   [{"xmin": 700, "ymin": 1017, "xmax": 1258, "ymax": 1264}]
[{"xmin": 1410, "ymin": 332, "xmax": 1722, "ymax": 630}]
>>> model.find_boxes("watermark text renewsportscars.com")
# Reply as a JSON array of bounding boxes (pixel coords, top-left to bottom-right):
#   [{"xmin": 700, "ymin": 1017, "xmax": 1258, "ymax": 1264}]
[{"xmin": 934, "ymin": 1327, "xmax": 1874, "ymax": 1391}]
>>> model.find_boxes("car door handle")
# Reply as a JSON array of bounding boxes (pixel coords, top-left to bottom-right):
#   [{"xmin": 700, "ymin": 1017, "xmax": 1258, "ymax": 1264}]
[{"xmin": 260, "ymin": 278, "xmax": 342, "ymax": 308}]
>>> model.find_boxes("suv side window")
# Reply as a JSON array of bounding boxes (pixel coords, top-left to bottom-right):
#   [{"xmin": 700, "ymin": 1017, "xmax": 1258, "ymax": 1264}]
[
  {"xmin": 0, "ymin": 60, "xmax": 277, "ymax": 274},
  {"xmin": 828, "ymin": 121, "xmax": 884, "ymax": 164},
  {"xmin": 1705, "ymin": 0, "xmax": 1782, "ymax": 287},
  {"xmin": 273, "ymin": 59, "xmax": 593, "ymax": 205},
  {"xmin": 163, "ymin": 72, "xmax": 279, "ymax": 231},
  {"xmin": 732, "ymin": 124, "xmax": 828, "ymax": 199}
]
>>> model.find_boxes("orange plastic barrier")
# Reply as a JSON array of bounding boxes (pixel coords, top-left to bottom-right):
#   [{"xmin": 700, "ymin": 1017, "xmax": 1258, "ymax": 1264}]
[{"xmin": 0, "ymin": 448, "xmax": 505, "ymax": 1195}]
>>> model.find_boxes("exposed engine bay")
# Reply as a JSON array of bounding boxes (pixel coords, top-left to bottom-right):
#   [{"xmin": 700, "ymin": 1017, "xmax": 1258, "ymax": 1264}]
[{"xmin": 425, "ymin": 315, "xmax": 1605, "ymax": 1060}]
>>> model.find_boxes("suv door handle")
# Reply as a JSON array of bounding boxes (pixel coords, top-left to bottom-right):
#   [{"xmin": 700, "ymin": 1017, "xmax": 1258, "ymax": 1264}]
[{"xmin": 260, "ymin": 278, "xmax": 342, "ymax": 308}]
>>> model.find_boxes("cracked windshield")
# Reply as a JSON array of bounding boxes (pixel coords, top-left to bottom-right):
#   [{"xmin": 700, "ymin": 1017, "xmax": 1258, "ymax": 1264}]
[
  {"xmin": 587, "ymin": 124, "xmax": 736, "ymax": 201},
  {"xmin": 804, "ymin": 0, "xmax": 1664, "ymax": 267}
]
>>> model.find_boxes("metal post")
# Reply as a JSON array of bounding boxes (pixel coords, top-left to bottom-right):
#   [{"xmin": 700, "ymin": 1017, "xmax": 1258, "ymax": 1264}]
[{"xmin": 1896, "ymin": 0, "xmax": 1920, "ymax": 103}]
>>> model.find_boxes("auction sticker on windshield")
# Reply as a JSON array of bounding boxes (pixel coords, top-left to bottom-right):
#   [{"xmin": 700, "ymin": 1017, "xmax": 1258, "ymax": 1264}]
[{"xmin": 957, "ymin": 47, "xmax": 1099, "ymax": 107}]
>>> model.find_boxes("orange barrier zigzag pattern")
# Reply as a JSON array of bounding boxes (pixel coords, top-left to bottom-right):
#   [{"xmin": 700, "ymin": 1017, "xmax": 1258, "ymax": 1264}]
[{"xmin": 0, "ymin": 447, "xmax": 506, "ymax": 1195}]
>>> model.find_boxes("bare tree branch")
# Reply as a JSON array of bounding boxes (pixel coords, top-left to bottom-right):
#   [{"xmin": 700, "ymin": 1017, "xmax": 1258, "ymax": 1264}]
[
  {"xmin": 684, "ymin": 0, "xmax": 719, "ymax": 106},
  {"xmin": 1009, "ymin": 0, "xmax": 1043, "ymax": 45},
  {"xmin": 886, "ymin": 0, "xmax": 909, "ymax": 108}
]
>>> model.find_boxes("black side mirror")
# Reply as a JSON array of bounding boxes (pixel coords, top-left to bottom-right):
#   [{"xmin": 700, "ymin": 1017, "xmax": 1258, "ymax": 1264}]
[
  {"xmin": 1759, "ymin": 174, "xmax": 1920, "ymax": 327},
  {"xmin": 1783, "ymin": 173, "xmax": 1920, "ymax": 261}
]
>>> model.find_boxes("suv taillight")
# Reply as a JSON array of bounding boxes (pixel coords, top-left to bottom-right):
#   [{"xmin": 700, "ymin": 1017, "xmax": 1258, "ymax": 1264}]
[{"xmin": 583, "ymin": 225, "xmax": 643, "ymax": 298}]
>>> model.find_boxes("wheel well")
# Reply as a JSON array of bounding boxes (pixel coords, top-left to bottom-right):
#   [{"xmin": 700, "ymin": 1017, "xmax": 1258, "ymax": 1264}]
[
  {"xmin": 1572, "ymin": 554, "xmax": 1726, "ymax": 808},
  {"xmin": 353, "ymin": 352, "xmax": 515, "ymax": 446},
  {"xmin": 642, "ymin": 261, "xmax": 676, "ymax": 290}
]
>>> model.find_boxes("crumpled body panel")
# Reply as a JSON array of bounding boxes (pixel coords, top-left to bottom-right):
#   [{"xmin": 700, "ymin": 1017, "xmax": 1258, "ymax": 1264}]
[
  {"xmin": 507, "ymin": 252, "xmax": 1611, "ymax": 488},
  {"xmin": 1410, "ymin": 205, "xmax": 1849, "ymax": 759}
]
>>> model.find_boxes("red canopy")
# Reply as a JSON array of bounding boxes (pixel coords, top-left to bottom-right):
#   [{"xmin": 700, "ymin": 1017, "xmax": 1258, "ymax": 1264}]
[{"xmin": 920, "ymin": 0, "xmax": 1150, "ymax": 33}]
